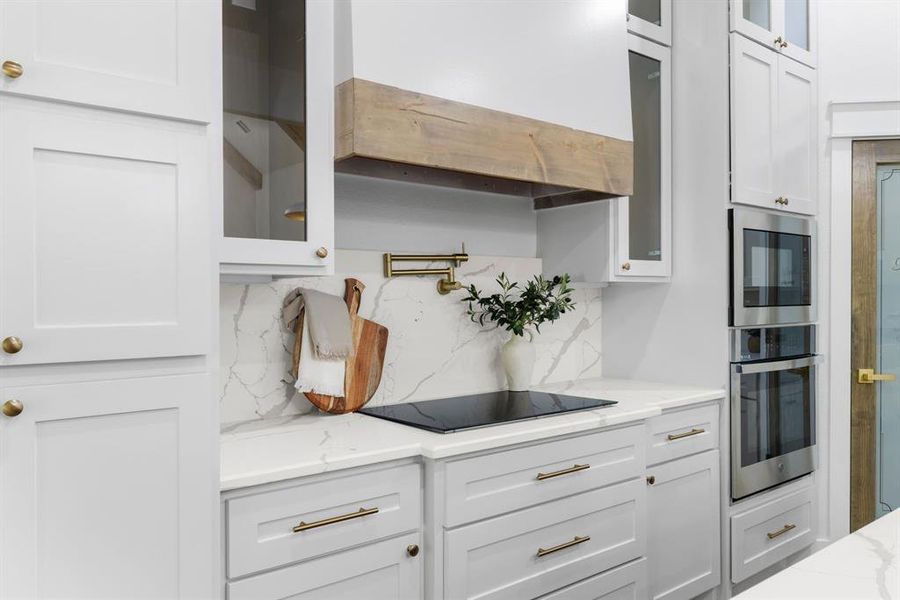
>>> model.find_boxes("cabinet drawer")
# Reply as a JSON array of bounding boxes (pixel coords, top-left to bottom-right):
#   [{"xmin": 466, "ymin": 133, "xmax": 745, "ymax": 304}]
[
  {"xmin": 445, "ymin": 425, "xmax": 643, "ymax": 527},
  {"xmin": 646, "ymin": 403, "xmax": 718, "ymax": 466},
  {"xmin": 731, "ymin": 485, "xmax": 815, "ymax": 583},
  {"xmin": 226, "ymin": 463, "xmax": 420, "ymax": 578},
  {"xmin": 227, "ymin": 532, "xmax": 421, "ymax": 600},
  {"xmin": 538, "ymin": 558, "xmax": 647, "ymax": 600},
  {"xmin": 445, "ymin": 478, "xmax": 645, "ymax": 600}
]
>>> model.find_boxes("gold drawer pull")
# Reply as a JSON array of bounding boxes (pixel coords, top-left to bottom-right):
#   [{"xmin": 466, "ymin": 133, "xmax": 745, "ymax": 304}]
[
  {"xmin": 536, "ymin": 464, "xmax": 590, "ymax": 481},
  {"xmin": 766, "ymin": 523, "xmax": 796, "ymax": 539},
  {"xmin": 537, "ymin": 535, "xmax": 591, "ymax": 558},
  {"xmin": 292, "ymin": 507, "xmax": 379, "ymax": 533},
  {"xmin": 667, "ymin": 428, "xmax": 705, "ymax": 441}
]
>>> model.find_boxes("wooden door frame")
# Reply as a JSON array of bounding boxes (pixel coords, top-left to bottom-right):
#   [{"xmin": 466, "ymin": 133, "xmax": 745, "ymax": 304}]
[{"xmin": 850, "ymin": 138, "xmax": 900, "ymax": 532}]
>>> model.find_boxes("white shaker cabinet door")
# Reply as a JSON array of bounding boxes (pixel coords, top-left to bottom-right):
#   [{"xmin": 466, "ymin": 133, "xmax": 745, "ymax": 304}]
[
  {"xmin": 0, "ymin": 98, "xmax": 210, "ymax": 365},
  {"xmin": 646, "ymin": 450, "xmax": 721, "ymax": 600},
  {"xmin": 0, "ymin": 0, "xmax": 214, "ymax": 122},
  {"xmin": 730, "ymin": 34, "xmax": 779, "ymax": 210},
  {"xmin": 775, "ymin": 55, "xmax": 816, "ymax": 215},
  {"xmin": 0, "ymin": 374, "xmax": 217, "ymax": 600}
]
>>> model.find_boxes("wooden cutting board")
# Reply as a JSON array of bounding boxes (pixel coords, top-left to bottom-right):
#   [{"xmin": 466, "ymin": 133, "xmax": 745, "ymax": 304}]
[{"xmin": 291, "ymin": 278, "xmax": 389, "ymax": 414}]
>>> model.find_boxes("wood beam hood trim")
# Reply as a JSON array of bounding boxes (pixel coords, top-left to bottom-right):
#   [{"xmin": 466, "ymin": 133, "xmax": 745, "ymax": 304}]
[{"xmin": 335, "ymin": 78, "xmax": 634, "ymax": 205}]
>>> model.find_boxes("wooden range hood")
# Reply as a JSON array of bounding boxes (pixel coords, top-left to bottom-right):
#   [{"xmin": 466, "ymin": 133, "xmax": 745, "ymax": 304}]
[{"xmin": 335, "ymin": 78, "xmax": 634, "ymax": 209}]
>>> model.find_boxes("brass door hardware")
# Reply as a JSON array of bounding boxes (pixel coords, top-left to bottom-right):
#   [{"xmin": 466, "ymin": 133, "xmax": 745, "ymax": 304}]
[
  {"xmin": 2, "ymin": 336, "xmax": 23, "ymax": 354},
  {"xmin": 536, "ymin": 535, "xmax": 590, "ymax": 557},
  {"xmin": 292, "ymin": 506, "xmax": 379, "ymax": 532},
  {"xmin": 766, "ymin": 523, "xmax": 796, "ymax": 539},
  {"xmin": 857, "ymin": 368, "xmax": 897, "ymax": 384},
  {"xmin": 775, "ymin": 196, "xmax": 790, "ymax": 206},
  {"xmin": 621, "ymin": 262, "xmax": 631, "ymax": 271},
  {"xmin": 383, "ymin": 243, "xmax": 469, "ymax": 295},
  {"xmin": 406, "ymin": 544, "xmax": 419, "ymax": 557},
  {"xmin": 646, "ymin": 475, "xmax": 656, "ymax": 485},
  {"xmin": 1, "ymin": 60, "xmax": 23, "ymax": 78},
  {"xmin": 536, "ymin": 464, "xmax": 590, "ymax": 481},
  {"xmin": 667, "ymin": 428, "xmax": 705, "ymax": 441},
  {"xmin": 773, "ymin": 36, "xmax": 788, "ymax": 49},
  {"xmin": 316, "ymin": 246, "xmax": 328, "ymax": 259},
  {"xmin": 2, "ymin": 400, "xmax": 23, "ymax": 417}
]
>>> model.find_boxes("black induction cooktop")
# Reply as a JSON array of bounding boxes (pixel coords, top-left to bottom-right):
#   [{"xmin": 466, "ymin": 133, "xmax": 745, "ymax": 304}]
[{"xmin": 358, "ymin": 390, "xmax": 617, "ymax": 433}]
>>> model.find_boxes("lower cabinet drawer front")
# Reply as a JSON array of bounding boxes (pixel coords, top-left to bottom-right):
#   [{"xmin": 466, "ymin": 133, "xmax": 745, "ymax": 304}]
[
  {"xmin": 445, "ymin": 425, "xmax": 644, "ymax": 527},
  {"xmin": 226, "ymin": 463, "xmax": 421, "ymax": 578},
  {"xmin": 731, "ymin": 486, "xmax": 815, "ymax": 583},
  {"xmin": 226, "ymin": 532, "xmax": 421, "ymax": 600},
  {"xmin": 445, "ymin": 478, "xmax": 645, "ymax": 600},
  {"xmin": 538, "ymin": 559, "xmax": 648, "ymax": 600},
  {"xmin": 646, "ymin": 403, "xmax": 719, "ymax": 467}
]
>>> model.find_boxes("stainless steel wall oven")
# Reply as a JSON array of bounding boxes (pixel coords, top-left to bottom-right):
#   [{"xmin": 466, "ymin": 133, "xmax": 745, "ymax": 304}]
[{"xmin": 730, "ymin": 325, "xmax": 817, "ymax": 500}]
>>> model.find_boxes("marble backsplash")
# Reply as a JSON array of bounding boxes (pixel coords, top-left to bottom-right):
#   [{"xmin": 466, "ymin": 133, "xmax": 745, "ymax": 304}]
[{"xmin": 220, "ymin": 250, "xmax": 602, "ymax": 424}]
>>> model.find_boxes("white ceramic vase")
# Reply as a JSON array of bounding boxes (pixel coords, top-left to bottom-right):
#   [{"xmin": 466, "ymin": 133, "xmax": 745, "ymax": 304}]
[{"xmin": 501, "ymin": 334, "xmax": 535, "ymax": 391}]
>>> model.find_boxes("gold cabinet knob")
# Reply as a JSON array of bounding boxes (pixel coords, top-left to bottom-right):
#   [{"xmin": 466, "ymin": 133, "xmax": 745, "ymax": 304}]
[
  {"xmin": 646, "ymin": 475, "xmax": 656, "ymax": 485},
  {"xmin": 2, "ymin": 400, "xmax": 23, "ymax": 417},
  {"xmin": 316, "ymin": 246, "xmax": 328, "ymax": 259},
  {"xmin": 621, "ymin": 262, "xmax": 631, "ymax": 271},
  {"xmin": 1, "ymin": 336, "xmax": 23, "ymax": 354},
  {"xmin": 406, "ymin": 544, "xmax": 420, "ymax": 557},
  {"xmin": 2, "ymin": 60, "xmax": 23, "ymax": 79}
]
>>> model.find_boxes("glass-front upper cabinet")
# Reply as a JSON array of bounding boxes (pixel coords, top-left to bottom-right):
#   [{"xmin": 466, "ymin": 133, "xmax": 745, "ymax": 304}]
[
  {"xmin": 220, "ymin": 0, "xmax": 334, "ymax": 277},
  {"xmin": 627, "ymin": 0, "xmax": 671, "ymax": 46},
  {"xmin": 613, "ymin": 34, "xmax": 671, "ymax": 280},
  {"xmin": 730, "ymin": 0, "xmax": 817, "ymax": 68}
]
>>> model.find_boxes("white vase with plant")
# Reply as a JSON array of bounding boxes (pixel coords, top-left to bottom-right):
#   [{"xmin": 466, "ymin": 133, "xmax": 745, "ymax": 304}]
[{"xmin": 462, "ymin": 273, "xmax": 575, "ymax": 391}]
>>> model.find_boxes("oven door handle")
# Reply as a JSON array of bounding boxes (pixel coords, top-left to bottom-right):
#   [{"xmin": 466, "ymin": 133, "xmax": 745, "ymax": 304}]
[{"xmin": 734, "ymin": 355, "xmax": 820, "ymax": 374}]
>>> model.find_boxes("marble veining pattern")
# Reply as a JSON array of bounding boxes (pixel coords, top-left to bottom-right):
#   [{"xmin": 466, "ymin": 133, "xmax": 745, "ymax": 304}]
[
  {"xmin": 736, "ymin": 509, "xmax": 900, "ymax": 600},
  {"xmin": 220, "ymin": 251, "xmax": 603, "ymax": 424}
]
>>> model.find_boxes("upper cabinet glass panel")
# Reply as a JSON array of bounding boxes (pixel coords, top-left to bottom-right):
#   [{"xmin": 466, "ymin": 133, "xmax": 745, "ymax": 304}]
[
  {"xmin": 784, "ymin": 0, "xmax": 809, "ymax": 50},
  {"xmin": 628, "ymin": 0, "xmax": 671, "ymax": 46},
  {"xmin": 742, "ymin": 0, "xmax": 771, "ymax": 30},
  {"xmin": 731, "ymin": 0, "xmax": 816, "ymax": 68},
  {"xmin": 628, "ymin": 50, "xmax": 662, "ymax": 263},
  {"xmin": 629, "ymin": 0, "xmax": 660, "ymax": 26},
  {"xmin": 223, "ymin": 0, "xmax": 307, "ymax": 243}
]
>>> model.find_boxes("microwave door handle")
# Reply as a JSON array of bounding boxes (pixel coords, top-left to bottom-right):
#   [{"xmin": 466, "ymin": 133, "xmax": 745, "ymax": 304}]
[{"xmin": 735, "ymin": 355, "xmax": 820, "ymax": 374}]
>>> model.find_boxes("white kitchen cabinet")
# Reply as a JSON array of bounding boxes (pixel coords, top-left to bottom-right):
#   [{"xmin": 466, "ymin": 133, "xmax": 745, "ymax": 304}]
[
  {"xmin": 730, "ymin": 0, "xmax": 817, "ymax": 68},
  {"xmin": 444, "ymin": 480, "xmax": 646, "ymax": 600},
  {"xmin": 537, "ymin": 33, "xmax": 671, "ymax": 283},
  {"xmin": 0, "ymin": 97, "xmax": 210, "ymax": 365},
  {"xmin": 539, "ymin": 558, "xmax": 648, "ymax": 600},
  {"xmin": 227, "ymin": 532, "xmax": 422, "ymax": 600},
  {"xmin": 731, "ymin": 484, "xmax": 816, "ymax": 583},
  {"xmin": 646, "ymin": 450, "xmax": 721, "ymax": 600},
  {"xmin": 628, "ymin": 0, "xmax": 672, "ymax": 46},
  {"xmin": 0, "ymin": 373, "xmax": 217, "ymax": 600},
  {"xmin": 0, "ymin": 0, "xmax": 214, "ymax": 122},
  {"xmin": 730, "ymin": 34, "xmax": 817, "ymax": 215},
  {"xmin": 219, "ymin": 0, "xmax": 335, "ymax": 277}
]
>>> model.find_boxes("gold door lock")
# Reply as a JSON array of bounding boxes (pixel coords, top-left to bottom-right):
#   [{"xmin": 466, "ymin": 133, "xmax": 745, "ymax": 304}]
[{"xmin": 857, "ymin": 368, "xmax": 897, "ymax": 384}]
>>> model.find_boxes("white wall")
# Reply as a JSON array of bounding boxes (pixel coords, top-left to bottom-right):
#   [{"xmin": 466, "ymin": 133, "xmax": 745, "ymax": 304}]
[
  {"xmin": 334, "ymin": 173, "xmax": 538, "ymax": 257},
  {"xmin": 601, "ymin": 0, "xmax": 730, "ymax": 390},
  {"xmin": 817, "ymin": 0, "xmax": 900, "ymax": 543}
]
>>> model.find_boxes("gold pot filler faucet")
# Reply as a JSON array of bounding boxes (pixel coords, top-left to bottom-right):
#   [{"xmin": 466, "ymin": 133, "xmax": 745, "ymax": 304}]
[{"xmin": 383, "ymin": 244, "xmax": 469, "ymax": 295}]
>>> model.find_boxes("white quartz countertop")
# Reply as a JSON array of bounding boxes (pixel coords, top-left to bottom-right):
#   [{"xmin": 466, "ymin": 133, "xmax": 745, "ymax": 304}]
[
  {"xmin": 736, "ymin": 510, "xmax": 900, "ymax": 600},
  {"xmin": 220, "ymin": 378, "xmax": 724, "ymax": 491}
]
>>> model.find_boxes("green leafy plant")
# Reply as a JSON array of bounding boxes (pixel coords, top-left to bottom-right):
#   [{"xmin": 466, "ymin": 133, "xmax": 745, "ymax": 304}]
[{"xmin": 462, "ymin": 273, "xmax": 575, "ymax": 337}]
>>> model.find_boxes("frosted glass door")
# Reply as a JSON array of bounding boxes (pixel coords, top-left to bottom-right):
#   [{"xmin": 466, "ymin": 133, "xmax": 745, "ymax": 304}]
[{"xmin": 877, "ymin": 164, "xmax": 900, "ymax": 518}]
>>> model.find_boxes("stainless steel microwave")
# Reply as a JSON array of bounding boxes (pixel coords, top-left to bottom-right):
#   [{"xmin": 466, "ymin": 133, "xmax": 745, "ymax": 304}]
[{"xmin": 729, "ymin": 208, "xmax": 816, "ymax": 327}]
